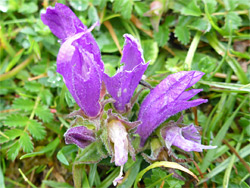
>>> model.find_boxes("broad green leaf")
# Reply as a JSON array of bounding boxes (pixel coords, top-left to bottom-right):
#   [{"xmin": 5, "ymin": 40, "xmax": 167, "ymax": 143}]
[
  {"xmin": 35, "ymin": 105, "xmax": 53, "ymax": 123},
  {"xmin": 223, "ymin": 12, "xmax": 242, "ymax": 32},
  {"xmin": 154, "ymin": 26, "xmax": 169, "ymax": 47},
  {"xmin": 27, "ymin": 119, "xmax": 46, "ymax": 140},
  {"xmin": 24, "ymin": 81, "xmax": 42, "ymax": 92},
  {"xmin": 56, "ymin": 150, "xmax": 69, "ymax": 166},
  {"xmin": 18, "ymin": 2, "xmax": 38, "ymax": 14},
  {"xmin": 4, "ymin": 114, "xmax": 29, "ymax": 127},
  {"xmin": 175, "ymin": 25, "xmax": 190, "ymax": 45},
  {"xmin": 205, "ymin": 0, "xmax": 217, "ymax": 13},
  {"xmin": 40, "ymin": 89, "xmax": 53, "ymax": 106},
  {"xmin": 88, "ymin": 5, "xmax": 99, "ymax": 25},
  {"xmin": 141, "ymin": 40, "xmax": 159, "ymax": 64},
  {"xmin": 0, "ymin": 129, "xmax": 23, "ymax": 144},
  {"xmin": 134, "ymin": 2, "xmax": 149, "ymax": 17},
  {"xmin": 7, "ymin": 141, "xmax": 21, "ymax": 161},
  {"xmin": 12, "ymin": 98, "xmax": 34, "ymax": 111},
  {"xmin": 19, "ymin": 132, "xmax": 33, "ymax": 153},
  {"xmin": 181, "ymin": 0, "xmax": 202, "ymax": 16},
  {"xmin": 69, "ymin": 0, "xmax": 89, "ymax": 11},
  {"xmin": 113, "ymin": 0, "xmax": 133, "ymax": 19},
  {"xmin": 188, "ymin": 18, "xmax": 211, "ymax": 33}
]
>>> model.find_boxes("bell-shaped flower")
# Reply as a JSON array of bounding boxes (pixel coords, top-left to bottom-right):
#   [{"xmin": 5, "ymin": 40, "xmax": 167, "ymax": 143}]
[
  {"xmin": 136, "ymin": 71, "xmax": 208, "ymax": 146},
  {"xmin": 64, "ymin": 126, "xmax": 95, "ymax": 149},
  {"xmin": 41, "ymin": 3, "xmax": 104, "ymax": 117},
  {"xmin": 103, "ymin": 34, "xmax": 149, "ymax": 113},
  {"xmin": 161, "ymin": 123, "xmax": 217, "ymax": 152}
]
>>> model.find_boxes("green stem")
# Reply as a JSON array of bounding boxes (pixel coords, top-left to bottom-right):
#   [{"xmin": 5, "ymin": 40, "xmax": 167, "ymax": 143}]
[
  {"xmin": 18, "ymin": 168, "xmax": 37, "ymax": 188},
  {"xmin": 0, "ymin": 55, "xmax": 33, "ymax": 81},
  {"xmin": 0, "ymin": 26, "xmax": 15, "ymax": 57},
  {"xmin": 184, "ymin": 31, "xmax": 202, "ymax": 70},
  {"xmin": 73, "ymin": 164, "xmax": 84, "ymax": 188},
  {"xmin": 223, "ymin": 132, "xmax": 244, "ymax": 187}
]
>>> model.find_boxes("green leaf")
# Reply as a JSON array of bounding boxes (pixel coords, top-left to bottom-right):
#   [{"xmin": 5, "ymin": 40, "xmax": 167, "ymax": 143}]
[
  {"xmin": 199, "ymin": 81, "xmax": 250, "ymax": 93},
  {"xmin": 98, "ymin": 167, "xmax": 120, "ymax": 188},
  {"xmin": 224, "ymin": 12, "xmax": 242, "ymax": 32},
  {"xmin": 134, "ymin": 2, "xmax": 149, "ymax": 17},
  {"xmin": 42, "ymin": 180, "xmax": 74, "ymax": 188},
  {"xmin": 154, "ymin": 25, "xmax": 169, "ymax": 47},
  {"xmin": 18, "ymin": 2, "xmax": 38, "ymax": 14},
  {"xmin": 7, "ymin": 141, "xmax": 21, "ymax": 161},
  {"xmin": 35, "ymin": 105, "xmax": 53, "ymax": 123},
  {"xmin": 88, "ymin": 5, "xmax": 99, "ymax": 25},
  {"xmin": 27, "ymin": 119, "xmax": 46, "ymax": 140},
  {"xmin": 188, "ymin": 17, "xmax": 211, "ymax": 33},
  {"xmin": 24, "ymin": 81, "xmax": 42, "ymax": 92},
  {"xmin": 0, "ymin": 129, "xmax": 23, "ymax": 144},
  {"xmin": 175, "ymin": 25, "xmax": 190, "ymax": 45},
  {"xmin": 118, "ymin": 157, "xmax": 143, "ymax": 188},
  {"xmin": 144, "ymin": 168, "xmax": 180, "ymax": 188},
  {"xmin": 12, "ymin": 98, "xmax": 34, "ymax": 111},
  {"xmin": 200, "ymin": 96, "xmax": 247, "ymax": 172},
  {"xmin": 141, "ymin": 40, "xmax": 159, "ymax": 64},
  {"xmin": 69, "ymin": 0, "xmax": 89, "ymax": 11},
  {"xmin": 57, "ymin": 150, "xmax": 69, "ymax": 166},
  {"xmin": 113, "ymin": 0, "xmax": 133, "ymax": 19},
  {"xmin": 181, "ymin": 0, "xmax": 202, "ymax": 16},
  {"xmin": 4, "ymin": 114, "xmax": 29, "ymax": 127},
  {"xmin": 40, "ymin": 89, "xmax": 53, "ymax": 106},
  {"xmin": 205, "ymin": 0, "xmax": 217, "ymax": 14},
  {"xmin": 20, "ymin": 138, "xmax": 60, "ymax": 159},
  {"xmin": 134, "ymin": 161, "xmax": 198, "ymax": 188},
  {"xmin": 76, "ymin": 141, "xmax": 107, "ymax": 164},
  {"xmin": 19, "ymin": 132, "xmax": 33, "ymax": 153}
]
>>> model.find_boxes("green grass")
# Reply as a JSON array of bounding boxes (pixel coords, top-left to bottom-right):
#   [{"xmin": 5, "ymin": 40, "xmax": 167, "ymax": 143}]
[{"xmin": 0, "ymin": 0, "xmax": 249, "ymax": 187}]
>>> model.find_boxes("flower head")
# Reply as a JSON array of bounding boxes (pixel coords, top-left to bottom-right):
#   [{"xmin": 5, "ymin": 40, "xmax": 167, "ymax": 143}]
[
  {"xmin": 64, "ymin": 126, "xmax": 95, "ymax": 149},
  {"xmin": 162, "ymin": 123, "xmax": 217, "ymax": 152},
  {"xmin": 136, "ymin": 71, "xmax": 208, "ymax": 146},
  {"xmin": 103, "ymin": 34, "xmax": 149, "ymax": 113},
  {"xmin": 41, "ymin": 3, "xmax": 104, "ymax": 117}
]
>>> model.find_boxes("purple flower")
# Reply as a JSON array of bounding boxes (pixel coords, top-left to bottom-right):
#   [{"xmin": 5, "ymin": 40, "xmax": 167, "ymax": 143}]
[
  {"xmin": 64, "ymin": 126, "xmax": 95, "ymax": 149},
  {"xmin": 136, "ymin": 71, "xmax": 208, "ymax": 146},
  {"xmin": 103, "ymin": 34, "xmax": 149, "ymax": 113},
  {"xmin": 162, "ymin": 124, "xmax": 217, "ymax": 152},
  {"xmin": 41, "ymin": 3, "xmax": 104, "ymax": 117}
]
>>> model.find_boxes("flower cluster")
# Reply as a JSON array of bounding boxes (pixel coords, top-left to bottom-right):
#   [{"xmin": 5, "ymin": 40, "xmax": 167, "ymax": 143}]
[{"xmin": 42, "ymin": 3, "xmax": 216, "ymax": 185}]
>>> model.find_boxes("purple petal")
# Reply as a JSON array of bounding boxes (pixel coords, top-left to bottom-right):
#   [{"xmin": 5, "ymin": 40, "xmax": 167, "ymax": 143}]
[
  {"xmin": 104, "ymin": 34, "xmax": 149, "ymax": 112},
  {"xmin": 41, "ymin": 4, "xmax": 104, "ymax": 71},
  {"xmin": 57, "ymin": 31, "xmax": 102, "ymax": 117},
  {"xmin": 121, "ymin": 34, "xmax": 146, "ymax": 71},
  {"xmin": 136, "ymin": 71, "xmax": 207, "ymax": 146},
  {"xmin": 163, "ymin": 125, "xmax": 217, "ymax": 152},
  {"xmin": 41, "ymin": 3, "xmax": 87, "ymax": 40},
  {"xmin": 64, "ymin": 126, "xmax": 95, "ymax": 149},
  {"xmin": 104, "ymin": 63, "xmax": 148, "ymax": 112}
]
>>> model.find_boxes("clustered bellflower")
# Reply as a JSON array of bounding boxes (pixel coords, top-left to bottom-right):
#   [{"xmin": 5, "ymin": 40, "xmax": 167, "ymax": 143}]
[{"xmin": 42, "ymin": 3, "xmax": 216, "ymax": 185}]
